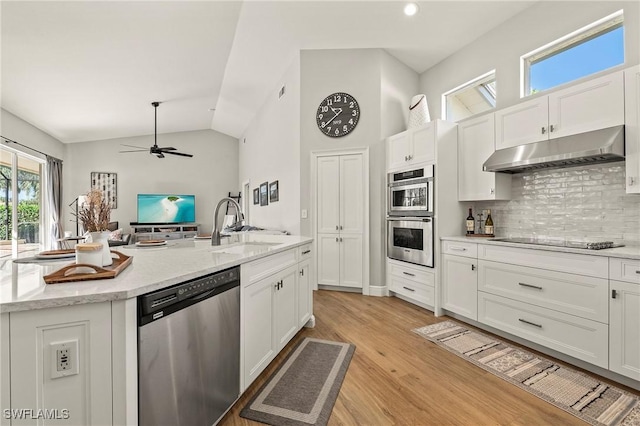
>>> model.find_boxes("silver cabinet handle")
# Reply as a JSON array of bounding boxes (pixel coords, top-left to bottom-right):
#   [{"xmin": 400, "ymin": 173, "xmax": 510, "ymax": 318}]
[
  {"xmin": 340, "ymin": 225, "xmax": 343, "ymax": 230},
  {"xmin": 339, "ymin": 237, "xmax": 343, "ymax": 242},
  {"xmin": 518, "ymin": 318, "xmax": 542, "ymax": 328},
  {"xmin": 490, "ymin": 188, "xmax": 495, "ymax": 195},
  {"xmin": 402, "ymin": 271, "xmax": 415, "ymax": 277},
  {"xmin": 302, "ymin": 250, "xmax": 311, "ymax": 255},
  {"xmin": 450, "ymin": 247, "xmax": 467, "ymax": 252},
  {"xmin": 404, "ymin": 155, "xmax": 408, "ymax": 161},
  {"xmin": 635, "ymin": 270, "xmax": 640, "ymax": 275},
  {"xmin": 541, "ymin": 126, "xmax": 546, "ymax": 134},
  {"xmin": 336, "ymin": 225, "xmax": 339, "ymax": 230},
  {"xmin": 408, "ymin": 154, "xmax": 413, "ymax": 160},
  {"xmin": 519, "ymin": 282, "xmax": 543, "ymax": 290},
  {"xmin": 471, "ymin": 264, "xmax": 476, "ymax": 271},
  {"xmin": 612, "ymin": 289, "xmax": 617, "ymax": 299},
  {"xmin": 336, "ymin": 237, "xmax": 339, "ymax": 242},
  {"xmin": 402, "ymin": 286, "xmax": 415, "ymax": 292},
  {"xmin": 629, "ymin": 177, "xmax": 636, "ymax": 186},
  {"xmin": 549, "ymin": 124, "xmax": 555, "ymax": 132},
  {"xmin": 300, "ymin": 269, "xmax": 304, "ymax": 277}
]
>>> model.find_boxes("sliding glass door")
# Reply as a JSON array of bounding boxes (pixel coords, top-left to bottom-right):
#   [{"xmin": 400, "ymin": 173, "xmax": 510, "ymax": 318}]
[{"xmin": 0, "ymin": 146, "xmax": 44, "ymax": 258}]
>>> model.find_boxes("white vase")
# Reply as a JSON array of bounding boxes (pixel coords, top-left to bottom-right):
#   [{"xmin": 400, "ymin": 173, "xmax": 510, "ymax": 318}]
[
  {"xmin": 89, "ymin": 231, "xmax": 113, "ymax": 266},
  {"xmin": 408, "ymin": 94, "xmax": 430, "ymax": 129}
]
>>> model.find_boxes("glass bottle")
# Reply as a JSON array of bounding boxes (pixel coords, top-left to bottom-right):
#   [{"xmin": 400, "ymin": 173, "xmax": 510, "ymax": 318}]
[
  {"xmin": 466, "ymin": 208, "xmax": 474, "ymax": 234},
  {"xmin": 485, "ymin": 209, "xmax": 494, "ymax": 235}
]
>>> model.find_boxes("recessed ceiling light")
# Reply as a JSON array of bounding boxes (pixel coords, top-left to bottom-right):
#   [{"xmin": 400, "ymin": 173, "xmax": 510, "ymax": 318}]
[{"xmin": 404, "ymin": 3, "xmax": 419, "ymax": 16}]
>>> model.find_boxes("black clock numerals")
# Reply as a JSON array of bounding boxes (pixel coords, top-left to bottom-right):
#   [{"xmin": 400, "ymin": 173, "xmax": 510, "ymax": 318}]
[{"xmin": 316, "ymin": 92, "xmax": 360, "ymax": 138}]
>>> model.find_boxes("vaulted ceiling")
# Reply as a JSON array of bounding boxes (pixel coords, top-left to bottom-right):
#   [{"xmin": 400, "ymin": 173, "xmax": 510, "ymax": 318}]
[{"xmin": 1, "ymin": 1, "xmax": 535, "ymax": 143}]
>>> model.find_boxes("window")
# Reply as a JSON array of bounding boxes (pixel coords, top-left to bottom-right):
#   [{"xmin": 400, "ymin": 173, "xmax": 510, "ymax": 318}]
[
  {"xmin": 522, "ymin": 10, "xmax": 624, "ymax": 96},
  {"xmin": 442, "ymin": 70, "xmax": 496, "ymax": 122}
]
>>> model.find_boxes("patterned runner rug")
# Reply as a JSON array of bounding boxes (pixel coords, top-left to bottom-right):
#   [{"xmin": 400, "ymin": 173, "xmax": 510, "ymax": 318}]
[
  {"xmin": 240, "ymin": 337, "xmax": 355, "ymax": 426},
  {"xmin": 414, "ymin": 321, "xmax": 640, "ymax": 426}
]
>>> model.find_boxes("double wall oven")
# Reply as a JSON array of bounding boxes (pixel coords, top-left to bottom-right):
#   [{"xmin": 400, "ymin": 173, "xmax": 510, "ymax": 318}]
[{"xmin": 387, "ymin": 165, "xmax": 434, "ymax": 267}]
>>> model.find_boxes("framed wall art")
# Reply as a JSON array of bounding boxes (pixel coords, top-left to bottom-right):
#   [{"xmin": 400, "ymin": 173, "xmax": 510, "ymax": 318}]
[
  {"xmin": 253, "ymin": 188, "xmax": 259, "ymax": 205},
  {"xmin": 269, "ymin": 180, "xmax": 279, "ymax": 202},
  {"xmin": 260, "ymin": 182, "xmax": 269, "ymax": 206},
  {"xmin": 90, "ymin": 172, "xmax": 117, "ymax": 209}
]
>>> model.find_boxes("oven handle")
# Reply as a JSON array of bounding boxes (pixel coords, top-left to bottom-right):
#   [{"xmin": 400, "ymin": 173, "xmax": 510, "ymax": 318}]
[
  {"xmin": 387, "ymin": 217, "xmax": 431, "ymax": 222},
  {"xmin": 388, "ymin": 178, "xmax": 432, "ymax": 189}
]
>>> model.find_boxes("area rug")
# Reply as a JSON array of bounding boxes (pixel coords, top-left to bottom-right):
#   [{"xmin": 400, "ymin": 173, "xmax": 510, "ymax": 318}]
[
  {"xmin": 414, "ymin": 321, "xmax": 640, "ymax": 426},
  {"xmin": 240, "ymin": 337, "xmax": 355, "ymax": 426}
]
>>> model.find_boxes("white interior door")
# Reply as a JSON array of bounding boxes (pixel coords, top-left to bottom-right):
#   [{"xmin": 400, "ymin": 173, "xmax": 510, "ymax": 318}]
[
  {"xmin": 317, "ymin": 233, "xmax": 340, "ymax": 286},
  {"xmin": 339, "ymin": 154, "xmax": 363, "ymax": 234},
  {"xmin": 316, "ymin": 156, "xmax": 340, "ymax": 234},
  {"xmin": 339, "ymin": 234, "xmax": 363, "ymax": 288}
]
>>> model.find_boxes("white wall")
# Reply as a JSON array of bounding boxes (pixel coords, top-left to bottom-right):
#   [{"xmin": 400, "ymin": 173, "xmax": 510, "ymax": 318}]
[
  {"xmin": 64, "ymin": 129, "xmax": 238, "ymax": 234},
  {"xmin": 380, "ymin": 51, "xmax": 420, "ymax": 138},
  {"xmin": 238, "ymin": 53, "xmax": 301, "ymax": 234},
  {"xmin": 421, "ymin": 1, "xmax": 640, "ymax": 119},
  {"xmin": 1, "ymin": 109, "xmax": 66, "ymax": 160}
]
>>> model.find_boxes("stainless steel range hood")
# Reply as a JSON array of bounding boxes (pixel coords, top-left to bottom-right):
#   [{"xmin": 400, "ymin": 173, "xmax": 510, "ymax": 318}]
[{"xmin": 483, "ymin": 125, "xmax": 625, "ymax": 173}]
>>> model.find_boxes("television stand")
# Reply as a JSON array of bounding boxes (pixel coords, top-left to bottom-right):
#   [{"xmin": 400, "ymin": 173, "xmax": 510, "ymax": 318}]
[{"xmin": 130, "ymin": 223, "xmax": 200, "ymax": 243}]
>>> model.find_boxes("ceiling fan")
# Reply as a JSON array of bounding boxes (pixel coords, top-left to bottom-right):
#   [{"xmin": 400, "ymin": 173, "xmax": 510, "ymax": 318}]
[{"xmin": 119, "ymin": 101, "xmax": 193, "ymax": 158}]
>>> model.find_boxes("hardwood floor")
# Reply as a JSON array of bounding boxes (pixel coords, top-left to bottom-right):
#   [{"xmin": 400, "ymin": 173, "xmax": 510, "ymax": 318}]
[{"xmin": 220, "ymin": 290, "xmax": 639, "ymax": 425}]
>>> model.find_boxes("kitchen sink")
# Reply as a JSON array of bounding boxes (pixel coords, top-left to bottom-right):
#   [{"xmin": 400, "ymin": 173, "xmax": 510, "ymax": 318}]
[{"xmin": 210, "ymin": 242, "xmax": 279, "ymax": 255}]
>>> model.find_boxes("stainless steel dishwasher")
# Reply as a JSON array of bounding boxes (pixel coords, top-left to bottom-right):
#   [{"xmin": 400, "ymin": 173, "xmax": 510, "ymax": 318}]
[{"xmin": 138, "ymin": 266, "xmax": 240, "ymax": 426}]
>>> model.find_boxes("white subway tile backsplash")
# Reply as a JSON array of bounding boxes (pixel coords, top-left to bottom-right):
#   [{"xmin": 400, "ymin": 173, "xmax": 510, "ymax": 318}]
[{"xmin": 473, "ymin": 162, "xmax": 640, "ymax": 244}]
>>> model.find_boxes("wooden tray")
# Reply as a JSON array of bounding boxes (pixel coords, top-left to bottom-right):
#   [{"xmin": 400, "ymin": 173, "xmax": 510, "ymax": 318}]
[
  {"xmin": 465, "ymin": 234, "xmax": 495, "ymax": 238},
  {"xmin": 44, "ymin": 251, "xmax": 132, "ymax": 284}
]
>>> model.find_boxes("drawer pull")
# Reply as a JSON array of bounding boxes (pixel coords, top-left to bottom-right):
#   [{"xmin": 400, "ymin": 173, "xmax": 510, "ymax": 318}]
[
  {"xmin": 402, "ymin": 286, "xmax": 416, "ymax": 292},
  {"xmin": 636, "ymin": 270, "xmax": 640, "ymax": 275},
  {"xmin": 302, "ymin": 250, "xmax": 311, "ymax": 255},
  {"xmin": 471, "ymin": 264, "xmax": 476, "ymax": 271},
  {"xmin": 518, "ymin": 282, "xmax": 543, "ymax": 290},
  {"xmin": 612, "ymin": 289, "xmax": 617, "ymax": 299},
  {"xmin": 518, "ymin": 318, "xmax": 542, "ymax": 328},
  {"xmin": 403, "ymin": 272, "xmax": 416, "ymax": 277},
  {"xmin": 450, "ymin": 246, "xmax": 467, "ymax": 252}
]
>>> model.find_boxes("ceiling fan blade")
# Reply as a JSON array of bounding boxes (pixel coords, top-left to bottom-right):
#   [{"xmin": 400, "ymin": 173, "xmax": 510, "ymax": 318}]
[
  {"xmin": 121, "ymin": 144, "xmax": 147, "ymax": 149},
  {"xmin": 155, "ymin": 152, "xmax": 165, "ymax": 158},
  {"xmin": 119, "ymin": 149, "xmax": 147, "ymax": 153},
  {"xmin": 164, "ymin": 151, "xmax": 193, "ymax": 158},
  {"xmin": 158, "ymin": 147, "xmax": 177, "ymax": 151}
]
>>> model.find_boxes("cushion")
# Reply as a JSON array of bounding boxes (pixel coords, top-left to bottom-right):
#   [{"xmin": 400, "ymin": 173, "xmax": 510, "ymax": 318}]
[{"xmin": 109, "ymin": 228, "xmax": 124, "ymax": 241}]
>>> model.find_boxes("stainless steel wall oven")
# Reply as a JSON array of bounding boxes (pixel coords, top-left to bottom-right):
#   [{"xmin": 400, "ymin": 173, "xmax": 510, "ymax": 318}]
[{"xmin": 387, "ymin": 217, "xmax": 434, "ymax": 267}]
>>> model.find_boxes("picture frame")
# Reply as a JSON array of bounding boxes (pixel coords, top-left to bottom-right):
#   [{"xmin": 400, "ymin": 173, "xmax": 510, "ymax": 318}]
[
  {"xmin": 90, "ymin": 172, "xmax": 117, "ymax": 209},
  {"xmin": 253, "ymin": 188, "xmax": 259, "ymax": 205},
  {"xmin": 259, "ymin": 182, "xmax": 269, "ymax": 206},
  {"xmin": 269, "ymin": 180, "xmax": 279, "ymax": 202}
]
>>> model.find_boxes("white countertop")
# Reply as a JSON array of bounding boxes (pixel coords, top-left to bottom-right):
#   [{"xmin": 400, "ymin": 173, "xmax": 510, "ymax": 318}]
[
  {"xmin": 1, "ymin": 234, "xmax": 312, "ymax": 313},
  {"xmin": 441, "ymin": 236, "xmax": 640, "ymax": 260}
]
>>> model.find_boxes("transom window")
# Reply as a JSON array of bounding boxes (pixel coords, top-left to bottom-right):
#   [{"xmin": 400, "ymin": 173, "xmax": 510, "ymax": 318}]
[
  {"xmin": 442, "ymin": 70, "xmax": 496, "ymax": 122},
  {"xmin": 522, "ymin": 10, "xmax": 624, "ymax": 96}
]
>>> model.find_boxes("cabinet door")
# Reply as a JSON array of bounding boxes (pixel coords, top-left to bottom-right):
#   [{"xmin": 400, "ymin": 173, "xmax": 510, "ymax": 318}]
[
  {"xmin": 548, "ymin": 71, "xmax": 624, "ymax": 139},
  {"xmin": 411, "ymin": 122, "xmax": 435, "ymax": 165},
  {"xmin": 495, "ymin": 97, "xmax": 548, "ymax": 149},
  {"xmin": 317, "ymin": 233, "xmax": 340, "ymax": 286},
  {"xmin": 458, "ymin": 113, "xmax": 511, "ymax": 201},
  {"xmin": 610, "ymin": 280, "xmax": 640, "ymax": 381},
  {"xmin": 297, "ymin": 260, "xmax": 312, "ymax": 327},
  {"xmin": 339, "ymin": 234, "xmax": 363, "ymax": 288},
  {"xmin": 340, "ymin": 154, "xmax": 364, "ymax": 234},
  {"xmin": 243, "ymin": 277, "xmax": 275, "ymax": 388},
  {"xmin": 442, "ymin": 254, "xmax": 478, "ymax": 320},
  {"xmin": 625, "ymin": 66, "xmax": 640, "ymax": 194},
  {"xmin": 386, "ymin": 131, "xmax": 411, "ymax": 170},
  {"xmin": 317, "ymin": 156, "xmax": 340, "ymax": 233},
  {"xmin": 274, "ymin": 265, "xmax": 299, "ymax": 351}
]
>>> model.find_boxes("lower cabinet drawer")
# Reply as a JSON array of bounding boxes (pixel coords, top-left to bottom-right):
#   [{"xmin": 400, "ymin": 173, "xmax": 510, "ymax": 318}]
[
  {"xmin": 610, "ymin": 257, "xmax": 640, "ymax": 284},
  {"xmin": 478, "ymin": 291, "xmax": 608, "ymax": 368},
  {"xmin": 478, "ymin": 260, "xmax": 608, "ymax": 323},
  {"xmin": 389, "ymin": 276, "xmax": 434, "ymax": 307},
  {"xmin": 388, "ymin": 261, "xmax": 434, "ymax": 286}
]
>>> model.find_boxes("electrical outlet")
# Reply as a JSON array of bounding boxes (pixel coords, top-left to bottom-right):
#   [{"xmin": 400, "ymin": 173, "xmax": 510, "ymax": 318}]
[
  {"xmin": 50, "ymin": 340, "xmax": 79, "ymax": 379},
  {"xmin": 301, "ymin": 209, "xmax": 308, "ymax": 219}
]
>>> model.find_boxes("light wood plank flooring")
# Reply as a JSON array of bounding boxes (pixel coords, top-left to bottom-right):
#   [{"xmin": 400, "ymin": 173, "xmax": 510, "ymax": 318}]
[{"xmin": 220, "ymin": 290, "xmax": 639, "ymax": 425}]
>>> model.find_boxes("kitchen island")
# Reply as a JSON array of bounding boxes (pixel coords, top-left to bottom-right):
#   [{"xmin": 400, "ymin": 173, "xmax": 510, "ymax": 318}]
[{"xmin": 1, "ymin": 233, "xmax": 313, "ymax": 425}]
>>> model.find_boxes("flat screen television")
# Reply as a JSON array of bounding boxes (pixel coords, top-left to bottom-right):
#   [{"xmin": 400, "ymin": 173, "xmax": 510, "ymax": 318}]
[{"xmin": 137, "ymin": 194, "xmax": 196, "ymax": 224}]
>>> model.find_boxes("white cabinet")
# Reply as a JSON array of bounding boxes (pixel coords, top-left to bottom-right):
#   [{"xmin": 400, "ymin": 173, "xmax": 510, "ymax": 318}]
[
  {"xmin": 609, "ymin": 280, "xmax": 640, "ymax": 381},
  {"xmin": 386, "ymin": 122, "xmax": 435, "ymax": 171},
  {"xmin": 457, "ymin": 113, "xmax": 511, "ymax": 201},
  {"xmin": 625, "ymin": 65, "xmax": 640, "ymax": 194},
  {"xmin": 241, "ymin": 247, "xmax": 314, "ymax": 391},
  {"xmin": 387, "ymin": 258, "xmax": 435, "ymax": 308},
  {"xmin": 316, "ymin": 153, "xmax": 364, "ymax": 289},
  {"xmin": 496, "ymin": 71, "xmax": 624, "ymax": 150},
  {"xmin": 442, "ymin": 253, "xmax": 478, "ymax": 320},
  {"xmin": 9, "ymin": 303, "xmax": 113, "ymax": 425}
]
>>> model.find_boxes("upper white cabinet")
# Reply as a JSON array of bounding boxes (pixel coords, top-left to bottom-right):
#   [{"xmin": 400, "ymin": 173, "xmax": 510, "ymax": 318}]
[
  {"xmin": 386, "ymin": 122, "xmax": 435, "ymax": 171},
  {"xmin": 496, "ymin": 71, "xmax": 624, "ymax": 150},
  {"xmin": 458, "ymin": 113, "xmax": 511, "ymax": 201},
  {"xmin": 625, "ymin": 65, "xmax": 640, "ymax": 194}
]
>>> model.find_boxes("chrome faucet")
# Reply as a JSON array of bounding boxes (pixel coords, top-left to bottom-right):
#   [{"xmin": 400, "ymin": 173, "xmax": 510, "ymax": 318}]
[{"xmin": 211, "ymin": 197, "xmax": 244, "ymax": 245}]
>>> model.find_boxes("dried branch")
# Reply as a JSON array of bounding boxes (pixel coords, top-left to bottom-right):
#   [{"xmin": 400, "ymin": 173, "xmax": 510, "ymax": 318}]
[{"xmin": 72, "ymin": 189, "xmax": 111, "ymax": 232}]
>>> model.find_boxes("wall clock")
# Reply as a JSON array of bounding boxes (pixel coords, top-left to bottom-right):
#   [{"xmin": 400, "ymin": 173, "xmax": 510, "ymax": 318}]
[{"xmin": 316, "ymin": 92, "xmax": 360, "ymax": 137}]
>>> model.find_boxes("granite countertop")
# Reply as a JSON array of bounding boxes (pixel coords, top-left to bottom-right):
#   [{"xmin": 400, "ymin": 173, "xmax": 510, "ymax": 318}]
[
  {"xmin": 441, "ymin": 236, "xmax": 640, "ymax": 260},
  {"xmin": 1, "ymin": 233, "xmax": 313, "ymax": 313}
]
